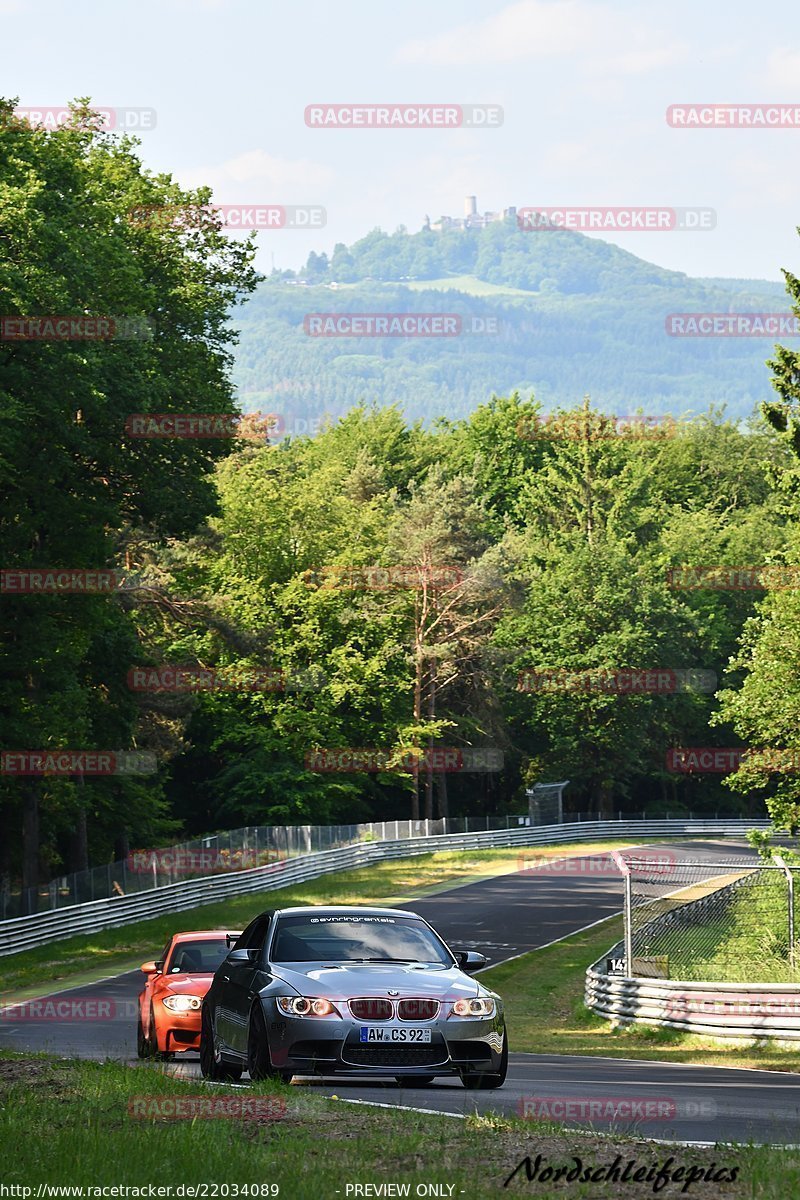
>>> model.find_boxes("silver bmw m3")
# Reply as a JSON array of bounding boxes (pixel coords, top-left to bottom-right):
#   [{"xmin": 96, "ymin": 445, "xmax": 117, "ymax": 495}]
[{"xmin": 200, "ymin": 905, "xmax": 508, "ymax": 1088}]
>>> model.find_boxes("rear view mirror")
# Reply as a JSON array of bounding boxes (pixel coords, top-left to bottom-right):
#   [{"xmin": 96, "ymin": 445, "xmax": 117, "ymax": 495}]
[
  {"xmin": 140, "ymin": 960, "xmax": 160, "ymax": 974},
  {"xmin": 457, "ymin": 951, "xmax": 488, "ymax": 974}
]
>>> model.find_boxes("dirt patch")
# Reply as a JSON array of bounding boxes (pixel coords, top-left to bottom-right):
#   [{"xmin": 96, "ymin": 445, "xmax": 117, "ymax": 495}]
[{"xmin": 0, "ymin": 1055, "xmax": 74, "ymax": 1098}]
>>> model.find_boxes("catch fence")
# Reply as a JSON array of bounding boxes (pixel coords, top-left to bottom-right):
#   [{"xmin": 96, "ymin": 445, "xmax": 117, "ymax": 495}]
[{"xmin": 613, "ymin": 851, "xmax": 800, "ymax": 983}]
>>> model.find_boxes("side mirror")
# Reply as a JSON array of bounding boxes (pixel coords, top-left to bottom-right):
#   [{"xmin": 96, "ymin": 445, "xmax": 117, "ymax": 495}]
[
  {"xmin": 141, "ymin": 960, "xmax": 160, "ymax": 974},
  {"xmin": 227, "ymin": 947, "xmax": 259, "ymax": 964},
  {"xmin": 457, "ymin": 951, "xmax": 488, "ymax": 974}
]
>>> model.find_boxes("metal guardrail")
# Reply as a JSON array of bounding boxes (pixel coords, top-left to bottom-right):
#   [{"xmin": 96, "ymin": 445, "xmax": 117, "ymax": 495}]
[
  {"xmin": 0, "ymin": 818, "xmax": 767, "ymax": 958},
  {"xmin": 585, "ymin": 844, "xmax": 800, "ymax": 1041},
  {"xmin": 585, "ymin": 959, "xmax": 800, "ymax": 1041},
  {"xmin": 2, "ymin": 814, "xmax": 536, "ymax": 920}
]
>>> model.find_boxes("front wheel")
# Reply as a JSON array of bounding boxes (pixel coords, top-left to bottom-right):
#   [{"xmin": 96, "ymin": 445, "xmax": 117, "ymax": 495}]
[
  {"xmin": 461, "ymin": 1026, "xmax": 508, "ymax": 1091},
  {"xmin": 136, "ymin": 1013, "xmax": 147, "ymax": 1059},
  {"xmin": 200, "ymin": 1004, "xmax": 243, "ymax": 1082},
  {"xmin": 247, "ymin": 1005, "xmax": 292, "ymax": 1083}
]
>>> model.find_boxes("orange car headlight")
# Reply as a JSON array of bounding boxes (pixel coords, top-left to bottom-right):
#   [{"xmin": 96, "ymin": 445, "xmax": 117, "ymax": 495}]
[{"xmin": 162, "ymin": 995, "xmax": 202, "ymax": 1012}]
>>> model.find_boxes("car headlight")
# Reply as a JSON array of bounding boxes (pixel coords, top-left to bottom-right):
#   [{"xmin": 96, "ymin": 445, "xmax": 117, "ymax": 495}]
[
  {"xmin": 277, "ymin": 996, "xmax": 340, "ymax": 1018},
  {"xmin": 162, "ymin": 995, "xmax": 202, "ymax": 1012},
  {"xmin": 450, "ymin": 997, "xmax": 495, "ymax": 1018}
]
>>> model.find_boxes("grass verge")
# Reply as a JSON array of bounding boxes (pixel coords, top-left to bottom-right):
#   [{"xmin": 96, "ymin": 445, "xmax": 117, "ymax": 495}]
[
  {"xmin": 0, "ymin": 1052, "xmax": 797, "ymax": 1197},
  {"xmin": 483, "ymin": 918, "xmax": 800, "ymax": 1072},
  {"xmin": 0, "ymin": 840, "xmax": 646, "ymax": 1000}
]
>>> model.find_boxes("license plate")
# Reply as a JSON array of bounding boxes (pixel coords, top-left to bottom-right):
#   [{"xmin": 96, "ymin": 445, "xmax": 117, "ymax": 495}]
[{"xmin": 359, "ymin": 1026, "xmax": 432, "ymax": 1043}]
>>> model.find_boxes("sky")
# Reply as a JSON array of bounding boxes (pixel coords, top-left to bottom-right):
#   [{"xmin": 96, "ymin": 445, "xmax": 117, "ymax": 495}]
[{"xmin": 2, "ymin": 0, "xmax": 800, "ymax": 281}]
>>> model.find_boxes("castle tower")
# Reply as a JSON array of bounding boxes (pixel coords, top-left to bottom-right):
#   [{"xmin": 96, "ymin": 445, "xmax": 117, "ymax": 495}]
[{"xmin": 464, "ymin": 195, "xmax": 477, "ymax": 220}]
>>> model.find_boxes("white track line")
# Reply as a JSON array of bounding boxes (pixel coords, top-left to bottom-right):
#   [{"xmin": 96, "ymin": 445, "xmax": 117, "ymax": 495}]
[
  {"xmin": 477, "ymin": 913, "xmax": 620, "ymax": 973},
  {"xmin": 332, "ymin": 1096, "xmax": 466, "ymax": 1119},
  {"xmin": 509, "ymin": 1051, "xmax": 800, "ymax": 1078},
  {"xmin": 329, "ymin": 1097, "xmax": 795, "ymax": 1148}
]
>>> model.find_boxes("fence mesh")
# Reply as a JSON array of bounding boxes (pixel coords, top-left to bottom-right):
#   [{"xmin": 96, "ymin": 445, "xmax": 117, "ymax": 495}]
[
  {"xmin": 623, "ymin": 854, "xmax": 800, "ymax": 983},
  {"xmin": 1, "ymin": 813, "xmax": 532, "ymax": 920}
]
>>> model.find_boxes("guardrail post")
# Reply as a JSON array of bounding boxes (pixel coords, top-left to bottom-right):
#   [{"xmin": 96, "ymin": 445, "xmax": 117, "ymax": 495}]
[
  {"xmin": 611, "ymin": 850, "xmax": 633, "ymax": 976},
  {"xmin": 774, "ymin": 854, "xmax": 795, "ymax": 971}
]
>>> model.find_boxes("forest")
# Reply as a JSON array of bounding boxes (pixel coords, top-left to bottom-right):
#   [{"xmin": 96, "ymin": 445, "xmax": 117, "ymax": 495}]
[{"xmin": 4, "ymin": 99, "xmax": 800, "ymax": 900}]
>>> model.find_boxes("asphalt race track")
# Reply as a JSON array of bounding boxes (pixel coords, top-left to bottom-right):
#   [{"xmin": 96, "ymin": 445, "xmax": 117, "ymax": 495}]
[{"xmin": 4, "ymin": 839, "xmax": 799, "ymax": 1145}]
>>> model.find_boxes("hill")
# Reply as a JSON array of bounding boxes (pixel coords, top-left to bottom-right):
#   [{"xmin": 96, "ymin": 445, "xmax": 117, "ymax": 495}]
[{"xmin": 231, "ymin": 219, "xmax": 796, "ymax": 428}]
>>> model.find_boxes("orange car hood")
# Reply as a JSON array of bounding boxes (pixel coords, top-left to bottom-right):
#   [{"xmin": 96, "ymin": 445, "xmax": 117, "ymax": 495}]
[{"xmin": 153, "ymin": 973, "xmax": 215, "ymax": 995}]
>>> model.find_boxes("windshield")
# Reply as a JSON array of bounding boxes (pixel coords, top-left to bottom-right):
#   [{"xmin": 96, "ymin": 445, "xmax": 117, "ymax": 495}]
[
  {"xmin": 270, "ymin": 914, "xmax": 453, "ymax": 965},
  {"xmin": 164, "ymin": 939, "xmax": 229, "ymax": 974}
]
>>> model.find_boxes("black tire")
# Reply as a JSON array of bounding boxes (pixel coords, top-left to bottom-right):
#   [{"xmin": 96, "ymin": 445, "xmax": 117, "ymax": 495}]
[
  {"xmin": 144, "ymin": 1005, "xmax": 159, "ymax": 1059},
  {"xmin": 136, "ymin": 1013, "xmax": 147, "ymax": 1059},
  {"xmin": 200, "ymin": 1003, "xmax": 243, "ymax": 1082},
  {"xmin": 247, "ymin": 1004, "xmax": 292, "ymax": 1083},
  {"xmin": 396, "ymin": 1075, "xmax": 436, "ymax": 1087},
  {"xmin": 461, "ymin": 1026, "xmax": 508, "ymax": 1091}
]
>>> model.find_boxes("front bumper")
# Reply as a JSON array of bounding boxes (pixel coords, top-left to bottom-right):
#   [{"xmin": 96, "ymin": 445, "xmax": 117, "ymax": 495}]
[
  {"xmin": 264, "ymin": 1004, "xmax": 504, "ymax": 1076},
  {"xmin": 160, "ymin": 1013, "xmax": 202, "ymax": 1054}
]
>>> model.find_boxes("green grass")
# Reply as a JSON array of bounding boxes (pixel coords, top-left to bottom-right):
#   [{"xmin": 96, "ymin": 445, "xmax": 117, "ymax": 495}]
[
  {"xmin": 402, "ymin": 274, "xmax": 538, "ymax": 297},
  {"xmin": 1, "ymin": 1051, "xmax": 799, "ymax": 1196},
  {"xmin": 482, "ymin": 918, "xmax": 800, "ymax": 1072},
  {"xmin": 629, "ymin": 873, "xmax": 800, "ymax": 984},
  {"xmin": 0, "ymin": 840, "xmax": 645, "ymax": 1001},
  {"xmin": 329, "ymin": 273, "xmax": 538, "ymax": 296}
]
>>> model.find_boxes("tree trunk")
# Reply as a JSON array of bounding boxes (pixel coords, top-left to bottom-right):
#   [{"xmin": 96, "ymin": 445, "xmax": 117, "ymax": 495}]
[
  {"xmin": 21, "ymin": 782, "xmax": 40, "ymax": 915},
  {"xmin": 411, "ymin": 643, "xmax": 423, "ymax": 822},
  {"xmin": 69, "ymin": 801, "xmax": 89, "ymax": 874},
  {"xmin": 113, "ymin": 829, "xmax": 130, "ymax": 862},
  {"xmin": 435, "ymin": 771, "xmax": 449, "ymax": 819},
  {"xmin": 424, "ymin": 669, "xmax": 435, "ymax": 820},
  {"xmin": 598, "ymin": 780, "xmax": 613, "ymax": 820},
  {"xmin": 0, "ymin": 802, "xmax": 11, "ymax": 918}
]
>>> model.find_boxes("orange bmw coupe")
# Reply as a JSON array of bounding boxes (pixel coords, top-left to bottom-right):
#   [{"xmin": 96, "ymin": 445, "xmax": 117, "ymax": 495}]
[{"xmin": 137, "ymin": 929, "xmax": 240, "ymax": 1059}]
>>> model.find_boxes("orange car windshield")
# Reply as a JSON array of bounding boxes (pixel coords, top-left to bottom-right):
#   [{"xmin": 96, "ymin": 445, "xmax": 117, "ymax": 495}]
[{"xmin": 164, "ymin": 939, "xmax": 229, "ymax": 975}]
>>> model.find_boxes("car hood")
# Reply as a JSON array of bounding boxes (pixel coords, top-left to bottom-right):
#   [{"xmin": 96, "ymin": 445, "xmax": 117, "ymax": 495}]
[
  {"xmin": 268, "ymin": 962, "xmax": 482, "ymax": 999},
  {"xmin": 156, "ymin": 974, "xmax": 214, "ymax": 995}
]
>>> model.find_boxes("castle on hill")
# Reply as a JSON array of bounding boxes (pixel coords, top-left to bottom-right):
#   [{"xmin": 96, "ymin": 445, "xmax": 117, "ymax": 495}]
[{"xmin": 424, "ymin": 196, "xmax": 517, "ymax": 232}]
